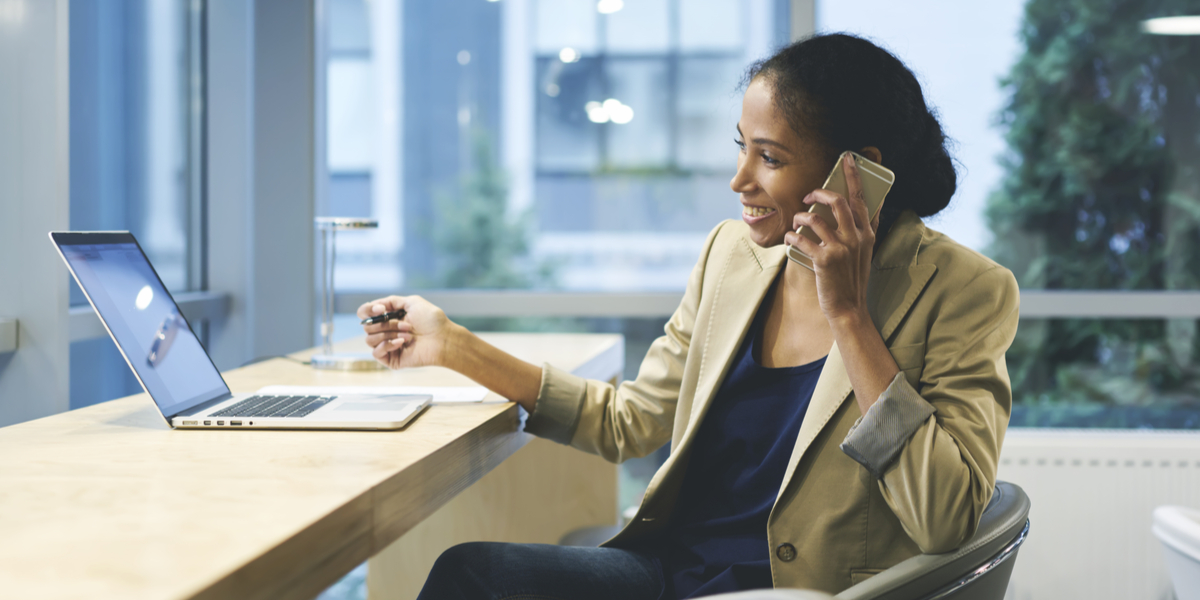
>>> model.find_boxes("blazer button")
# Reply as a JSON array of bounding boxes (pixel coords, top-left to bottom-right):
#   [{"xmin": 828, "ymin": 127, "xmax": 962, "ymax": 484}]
[{"xmin": 776, "ymin": 543, "xmax": 797, "ymax": 562}]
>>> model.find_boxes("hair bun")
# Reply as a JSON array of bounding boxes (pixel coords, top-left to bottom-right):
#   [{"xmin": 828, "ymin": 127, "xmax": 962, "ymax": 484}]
[{"xmin": 745, "ymin": 34, "xmax": 958, "ymax": 221}]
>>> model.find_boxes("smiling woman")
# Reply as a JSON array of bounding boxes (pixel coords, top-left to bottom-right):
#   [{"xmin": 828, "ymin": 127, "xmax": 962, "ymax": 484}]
[
  {"xmin": 737, "ymin": 34, "xmax": 959, "ymax": 245},
  {"xmin": 358, "ymin": 33, "xmax": 1019, "ymax": 599}
]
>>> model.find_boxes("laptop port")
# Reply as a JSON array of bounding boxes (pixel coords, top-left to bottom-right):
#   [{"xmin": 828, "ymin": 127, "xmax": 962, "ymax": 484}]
[
  {"xmin": 230, "ymin": 420, "xmax": 242, "ymax": 426},
  {"xmin": 181, "ymin": 420, "xmax": 198, "ymax": 426},
  {"xmin": 203, "ymin": 421, "xmax": 211, "ymax": 426},
  {"xmin": 217, "ymin": 420, "xmax": 225, "ymax": 426}
]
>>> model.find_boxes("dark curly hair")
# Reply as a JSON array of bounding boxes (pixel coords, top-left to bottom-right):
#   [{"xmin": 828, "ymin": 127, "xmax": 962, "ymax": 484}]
[{"xmin": 744, "ymin": 33, "xmax": 957, "ymax": 234}]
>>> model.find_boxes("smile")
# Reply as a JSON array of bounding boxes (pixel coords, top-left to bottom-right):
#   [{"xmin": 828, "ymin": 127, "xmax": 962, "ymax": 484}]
[{"xmin": 743, "ymin": 205, "xmax": 776, "ymax": 218}]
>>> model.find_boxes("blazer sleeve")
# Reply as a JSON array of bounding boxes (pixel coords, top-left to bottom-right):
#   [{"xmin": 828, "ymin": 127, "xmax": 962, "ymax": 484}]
[
  {"xmin": 522, "ymin": 221, "xmax": 724, "ymax": 463},
  {"xmin": 841, "ymin": 265, "xmax": 1020, "ymax": 553}
]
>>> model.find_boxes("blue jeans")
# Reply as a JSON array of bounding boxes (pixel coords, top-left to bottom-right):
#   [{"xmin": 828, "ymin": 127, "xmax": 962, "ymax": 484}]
[{"xmin": 416, "ymin": 542, "xmax": 664, "ymax": 600}]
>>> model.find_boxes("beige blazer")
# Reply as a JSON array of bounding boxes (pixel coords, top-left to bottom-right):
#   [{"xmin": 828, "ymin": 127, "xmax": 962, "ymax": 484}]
[{"xmin": 526, "ymin": 211, "xmax": 1020, "ymax": 594}]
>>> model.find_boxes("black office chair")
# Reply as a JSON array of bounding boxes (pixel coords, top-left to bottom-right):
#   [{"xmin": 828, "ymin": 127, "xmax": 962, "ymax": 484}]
[{"xmin": 560, "ymin": 481, "xmax": 1031, "ymax": 600}]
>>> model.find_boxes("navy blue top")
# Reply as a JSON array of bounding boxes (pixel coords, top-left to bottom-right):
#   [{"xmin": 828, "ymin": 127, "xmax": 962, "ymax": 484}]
[{"xmin": 649, "ymin": 299, "xmax": 827, "ymax": 599}]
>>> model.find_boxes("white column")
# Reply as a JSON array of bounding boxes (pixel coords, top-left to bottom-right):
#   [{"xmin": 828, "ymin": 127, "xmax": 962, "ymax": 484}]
[
  {"xmin": 791, "ymin": 0, "xmax": 815, "ymax": 40},
  {"xmin": 502, "ymin": 0, "xmax": 535, "ymax": 217},
  {"xmin": 205, "ymin": 0, "xmax": 255, "ymax": 370},
  {"xmin": 352, "ymin": 0, "xmax": 403, "ymax": 288},
  {"xmin": 207, "ymin": 0, "xmax": 318, "ymax": 367},
  {"xmin": 0, "ymin": 0, "xmax": 72, "ymax": 426},
  {"xmin": 248, "ymin": 0, "xmax": 317, "ymax": 358}
]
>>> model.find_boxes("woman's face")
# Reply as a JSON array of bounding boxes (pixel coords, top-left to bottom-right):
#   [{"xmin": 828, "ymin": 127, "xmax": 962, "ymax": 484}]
[{"xmin": 731, "ymin": 77, "xmax": 831, "ymax": 248}]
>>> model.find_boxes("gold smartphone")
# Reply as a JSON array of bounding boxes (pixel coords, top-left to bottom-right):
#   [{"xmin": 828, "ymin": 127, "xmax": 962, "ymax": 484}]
[{"xmin": 786, "ymin": 150, "xmax": 896, "ymax": 270}]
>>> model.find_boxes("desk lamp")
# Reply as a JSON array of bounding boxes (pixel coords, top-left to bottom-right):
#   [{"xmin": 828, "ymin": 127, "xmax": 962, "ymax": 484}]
[{"xmin": 312, "ymin": 217, "xmax": 386, "ymax": 371}]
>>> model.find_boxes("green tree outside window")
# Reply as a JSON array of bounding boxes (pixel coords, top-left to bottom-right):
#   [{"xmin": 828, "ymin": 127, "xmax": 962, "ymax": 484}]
[{"xmin": 988, "ymin": 0, "xmax": 1200, "ymax": 426}]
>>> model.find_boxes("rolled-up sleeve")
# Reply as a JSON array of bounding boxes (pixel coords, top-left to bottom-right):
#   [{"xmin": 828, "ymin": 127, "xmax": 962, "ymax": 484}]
[
  {"xmin": 840, "ymin": 372, "xmax": 936, "ymax": 479},
  {"xmin": 524, "ymin": 364, "xmax": 589, "ymax": 445},
  {"xmin": 841, "ymin": 265, "xmax": 1020, "ymax": 554}
]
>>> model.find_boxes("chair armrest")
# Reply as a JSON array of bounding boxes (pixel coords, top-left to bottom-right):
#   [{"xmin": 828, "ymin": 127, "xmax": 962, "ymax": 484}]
[
  {"xmin": 835, "ymin": 482, "xmax": 1031, "ymax": 600},
  {"xmin": 702, "ymin": 590, "xmax": 835, "ymax": 600}
]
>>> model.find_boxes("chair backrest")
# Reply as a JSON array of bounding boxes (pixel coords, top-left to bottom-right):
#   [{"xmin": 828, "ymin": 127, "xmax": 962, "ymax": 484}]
[{"xmin": 834, "ymin": 481, "xmax": 1031, "ymax": 600}]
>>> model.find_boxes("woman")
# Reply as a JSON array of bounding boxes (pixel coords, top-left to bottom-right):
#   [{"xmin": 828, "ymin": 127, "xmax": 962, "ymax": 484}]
[{"xmin": 359, "ymin": 34, "xmax": 1019, "ymax": 599}]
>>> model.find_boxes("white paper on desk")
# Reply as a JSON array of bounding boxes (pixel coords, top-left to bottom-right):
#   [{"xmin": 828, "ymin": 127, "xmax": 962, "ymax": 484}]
[{"xmin": 255, "ymin": 385, "xmax": 489, "ymax": 404}]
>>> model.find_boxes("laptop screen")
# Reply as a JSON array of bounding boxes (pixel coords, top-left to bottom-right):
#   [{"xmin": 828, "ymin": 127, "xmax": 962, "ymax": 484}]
[{"xmin": 53, "ymin": 232, "xmax": 230, "ymax": 418}]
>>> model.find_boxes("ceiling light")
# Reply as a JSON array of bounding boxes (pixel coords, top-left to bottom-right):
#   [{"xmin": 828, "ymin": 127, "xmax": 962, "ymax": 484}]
[
  {"xmin": 597, "ymin": 0, "xmax": 623, "ymax": 15},
  {"xmin": 1141, "ymin": 16, "xmax": 1200, "ymax": 35},
  {"xmin": 585, "ymin": 99, "xmax": 634, "ymax": 125},
  {"xmin": 609, "ymin": 104, "xmax": 634, "ymax": 124},
  {"xmin": 586, "ymin": 101, "xmax": 609, "ymax": 123},
  {"xmin": 559, "ymin": 47, "xmax": 580, "ymax": 63}
]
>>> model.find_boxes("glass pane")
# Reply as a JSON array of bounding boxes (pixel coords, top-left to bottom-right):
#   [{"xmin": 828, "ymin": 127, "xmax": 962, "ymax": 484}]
[
  {"xmin": 537, "ymin": 57, "xmax": 603, "ymax": 171},
  {"xmin": 328, "ymin": 59, "xmax": 376, "ymax": 172},
  {"xmin": 68, "ymin": 0, "xmax": 198, "ymax": 410},
  {"xmin": 1009, "ymin": 318, "xmax": 1200, "ymax": 429},
  {"xmin": 69, "ymin": 0, "xmax": 193, "ymax": 296},
  {"xmin": 818, "ymin": 0, "xmax": 1200, "ymax": 290},
  {"xmin": 536, "ymin": 0, "xmax": 598, "ymax": 56},
  {"xmin": 69, "ymin": 337, "xmax": 142, "ymax": 410},
  {"xmin": 326, "ymin": 0, "xmax": 787, "ymax": 294},
  {"xmin": 679, "ymin": 0, "xmax": 743, "ymax": 52},
  {"xmin": 676, "ymin": 57, "xmax": 743, "ymax": 171},
  {"xmin": 606, "ymin": 59, "xmax": 671, "ymax": 168},
  {"xmin": 605, "ymin": 0, "xmax": 670, "ymax": 54}
]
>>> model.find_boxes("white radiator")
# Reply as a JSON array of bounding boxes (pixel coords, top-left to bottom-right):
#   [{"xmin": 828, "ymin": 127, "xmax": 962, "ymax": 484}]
[{"xmin": 998, "ymin": 428, "xmax": 1200, "ymax": 600}]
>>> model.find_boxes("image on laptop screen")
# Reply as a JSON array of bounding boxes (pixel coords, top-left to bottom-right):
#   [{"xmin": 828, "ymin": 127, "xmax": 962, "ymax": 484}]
[{"xmin": 55, "ymin": 233, "xmax": 230, "ymax": 417}]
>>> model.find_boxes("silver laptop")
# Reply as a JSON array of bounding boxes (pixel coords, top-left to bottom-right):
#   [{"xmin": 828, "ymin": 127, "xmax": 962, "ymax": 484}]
[{"xmin": 51, "ymin": 231, "xmax": 430, "ymax": 430}]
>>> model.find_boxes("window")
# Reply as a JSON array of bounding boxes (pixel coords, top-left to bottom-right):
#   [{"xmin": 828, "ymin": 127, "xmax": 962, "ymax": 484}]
[
  {"xmin": 323, "ymin": 0, "xmax": 790, "ymax": 295},
  {"xmin": 820, "ymin": 0, "xmax": 1200, "ymax": 428},
  {"xmin": 68, "ymin": 0, "xmax": 205, "ymax": 409}
]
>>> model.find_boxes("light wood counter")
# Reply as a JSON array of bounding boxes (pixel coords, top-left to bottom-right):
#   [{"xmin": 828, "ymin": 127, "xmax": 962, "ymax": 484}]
[{"xmin": 0, "ymin": 333, "xmax": 622, "ymax": 600}]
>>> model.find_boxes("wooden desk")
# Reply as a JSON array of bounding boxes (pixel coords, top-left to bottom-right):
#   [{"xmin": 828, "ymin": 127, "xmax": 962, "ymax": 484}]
[{"xmin": 0, "ymin": 333, "xmax": 623, "ymax": 600}]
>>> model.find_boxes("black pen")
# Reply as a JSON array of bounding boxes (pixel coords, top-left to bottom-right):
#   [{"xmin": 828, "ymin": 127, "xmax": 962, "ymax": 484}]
[{"xmin": 360, "ymin": 309, "xmax": 406, "ymax": 325}]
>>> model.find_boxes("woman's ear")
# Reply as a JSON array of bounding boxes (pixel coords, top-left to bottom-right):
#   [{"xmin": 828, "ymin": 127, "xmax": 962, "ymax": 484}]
[{"xmin": 859, "ymin": 146, "xmax": 883, "ymax": 164}]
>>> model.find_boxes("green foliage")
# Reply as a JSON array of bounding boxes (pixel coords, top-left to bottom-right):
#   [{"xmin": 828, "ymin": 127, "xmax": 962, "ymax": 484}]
[
  {"xmin": 431, "ymin": 129, "xmax": 554, "ymax": 290},
  {"xmin": 987, "ymin": 0, "xmax": 1200, "ymax": 414},
  {"xmin": 429, "ymin": 129, "xmax": 561, "ymax": 332}
]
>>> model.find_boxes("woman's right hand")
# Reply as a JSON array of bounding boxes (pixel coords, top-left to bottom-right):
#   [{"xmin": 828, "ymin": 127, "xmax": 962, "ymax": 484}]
[{"xmin": 357, "ymin": 295, "xmax": 457, "ymax": 370}]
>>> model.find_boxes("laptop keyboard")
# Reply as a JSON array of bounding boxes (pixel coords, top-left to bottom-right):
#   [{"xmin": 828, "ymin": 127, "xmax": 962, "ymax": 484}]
[{"xmin": 211, "ymin": 395, "xmax": 335, "ymax": 418}]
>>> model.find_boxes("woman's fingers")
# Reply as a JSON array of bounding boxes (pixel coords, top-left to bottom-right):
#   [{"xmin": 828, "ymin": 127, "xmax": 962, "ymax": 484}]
[
  {"xmin": 842, "ymin": 153, "xmax": 870, "ymax": 231},
  {"xmin": 806, "ymin": 189, "xmax": 856, "ymax": 239},
  {"xmin": 366, "ymin": 329, "xmax": 408, "ymax": 346},
  {"xmin": 784, "ymin": 228, "xmax": 820, "ymax": 258},
  {"xmin": 357, "ymin": 295, "xmax": 406, "ymax": 319},
  {"xmin": 356, "ymin": 301, "xmax": 376, "ymax": 320},
  {"xmin": 793, "ymin": 211, "xmax": 837, "ymax": 248},
  {"xmin": 361, "ymin": 296, "xmax": 414, "ymax": 355},
  {"xmin": 372, "ymin": 334, "xmax": 412, "ymax": 361},
  {"xmin": 363, "ymin": 319, "xmax": 412, "ymax": 335}
]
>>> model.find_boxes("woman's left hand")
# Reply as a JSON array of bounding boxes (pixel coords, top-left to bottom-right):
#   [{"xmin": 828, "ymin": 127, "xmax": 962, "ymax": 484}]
[{"xmin": 783, "ymin": 153, "xmax": 878, "ymax": 325}]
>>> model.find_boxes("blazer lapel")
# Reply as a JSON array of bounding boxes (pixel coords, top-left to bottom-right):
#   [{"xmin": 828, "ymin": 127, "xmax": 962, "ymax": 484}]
[
  {"xmin": 679, "ymin": 236, "xmax": 786, "ymax": 444},
  {"xmin": 867, "ymin": 212, "xmax": 938, "ymax": 344},
  {"xmin": 775, "ymin": 211, "xmax": 936, "ymax": 500}
]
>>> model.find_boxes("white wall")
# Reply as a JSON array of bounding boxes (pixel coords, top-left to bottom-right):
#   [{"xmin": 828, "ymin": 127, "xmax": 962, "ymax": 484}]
[
  {"xmin": 206, "ymin": 0, "xmax": 256, "ymax": 370},
  {"xmin": 207, "ymin": 0, "xmax": 317, "ymax": 369},
  {"xmin": 0, "ymin": 0, "xmax": 71, "ymax": 426}
]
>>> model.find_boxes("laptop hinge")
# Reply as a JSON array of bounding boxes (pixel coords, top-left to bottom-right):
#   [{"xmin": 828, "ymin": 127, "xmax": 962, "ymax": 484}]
[{"xmin": 173, "ymin": 393, "xmax": 234, "ymax": 419}]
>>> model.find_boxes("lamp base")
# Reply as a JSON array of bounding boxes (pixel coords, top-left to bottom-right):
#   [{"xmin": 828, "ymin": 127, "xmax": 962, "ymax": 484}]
[{"xmin": 310, "ymin": 352, "xmax": 387, "ymax": 371}]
